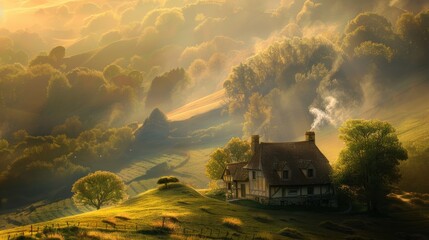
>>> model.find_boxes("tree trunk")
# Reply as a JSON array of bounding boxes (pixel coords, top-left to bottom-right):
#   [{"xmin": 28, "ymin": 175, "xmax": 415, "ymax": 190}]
[{"xmin": 165, "ymin": 183, "xmax": 168, "ymax": 188}]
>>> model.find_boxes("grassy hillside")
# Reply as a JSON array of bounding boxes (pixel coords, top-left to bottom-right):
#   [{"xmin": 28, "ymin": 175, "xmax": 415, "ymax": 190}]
[
  {"xmin": 0, "ymin": 184, "xmax": 428, "ymax": 239},
  {"xmin": 0, "ymin": 148, "xmax": 214, "ymax": 231}
]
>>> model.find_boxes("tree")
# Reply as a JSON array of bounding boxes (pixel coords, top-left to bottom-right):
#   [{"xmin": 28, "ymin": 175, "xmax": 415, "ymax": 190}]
[
  {"xmin": 206, "ymin": 137, "xmax": 252, "ymax": 180},
  {"xmin": 72, "ymin": 171, "xmax": 127, "ymax": 210},
  {"xmin": 333, "ymin": 119, "xmax": 408, "ymax": 213},
  {"xmin": 157, "ymin": 176, "xmax": 179, "ymax": 188}
]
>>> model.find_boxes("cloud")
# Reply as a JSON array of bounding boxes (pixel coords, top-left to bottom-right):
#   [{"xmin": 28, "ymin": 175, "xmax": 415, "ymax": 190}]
[
  {"xmin": 81, "ymin": 11, "xmax": 119, "ymax": 35},
  {"xmin": 180, "ymin": 36, "xmax": 245, "ymax": 66}
]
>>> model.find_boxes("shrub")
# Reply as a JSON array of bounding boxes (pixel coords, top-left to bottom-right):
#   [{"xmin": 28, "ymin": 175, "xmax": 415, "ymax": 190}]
[
  {"xmin": 222, "ymin": 217, "xmax": 242, "ymax": 231},
  {"xmin": 319, "ymin": 221, "xmax": 354, "ymax": 234},
  {"xmin": 43, "ymin": 226, "xmax": 55, "ymax": 236},
  {"xmin": 278, "ymin": 227, "xmax": 305, "ymax": 239},
  {"xmin": 58, "ymin": 226, "xmax": 80, "ymax": 236}
]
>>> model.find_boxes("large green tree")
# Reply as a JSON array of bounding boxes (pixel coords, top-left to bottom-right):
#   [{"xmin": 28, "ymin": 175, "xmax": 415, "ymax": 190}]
[
  {"xmin": 333, "ymin": 119, "xmax": 408, "ymax": 213},
  {"xmin": 206, "ymin": 137, "xmax": 252, "ymax": 180},
  {"xmin": 72, "ymin": 171, "xmax": 127, "ymax": 210}
]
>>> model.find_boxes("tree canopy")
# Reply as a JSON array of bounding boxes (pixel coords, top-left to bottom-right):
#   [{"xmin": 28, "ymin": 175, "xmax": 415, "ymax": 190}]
[
  {"xmin": 71, "ymin": 171, "xmax": 127, "ymax": 210},
  {"xmin": 333, "ymin": 119, "xmax": 408, "ymax": 213},
  {"xmin": 157, "ymin": 176, "xmax": 179, "ymax": 188},
  {"xmin": 206, "ymin": 137, "xmax": 251, "ymax": 180}
]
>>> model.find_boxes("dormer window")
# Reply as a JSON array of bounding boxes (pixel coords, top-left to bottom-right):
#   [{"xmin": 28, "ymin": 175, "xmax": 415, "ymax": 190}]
[
  {"xmin": 282, "ymin": 170, "xmax": 289, "ymax": 179},
  {"xmin": 307, "ymin": 169, "xmax": 314, "ymax": 178}
]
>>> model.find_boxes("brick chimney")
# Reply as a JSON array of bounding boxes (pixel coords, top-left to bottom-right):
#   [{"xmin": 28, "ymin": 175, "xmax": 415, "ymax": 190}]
[
  {"xmin": 305, "ymin": 131, "xmax": 315, "ymax": 142},
  {"xmin": 251, "ymin": 135, "xmax": 259, "ymax": 154}
]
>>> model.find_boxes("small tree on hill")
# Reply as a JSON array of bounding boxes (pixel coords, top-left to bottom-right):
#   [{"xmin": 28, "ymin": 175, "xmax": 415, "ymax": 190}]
[
  {"xmin": 333, "ymin": 119, "xmax": 408, "ymax": 213},
  {"xmin": 157, "ymin": 176, "xmax": 179, "ymax": 188},
  {"xmin": 72, "ymin": 171, "xmax": 127, "ymax": 210}
]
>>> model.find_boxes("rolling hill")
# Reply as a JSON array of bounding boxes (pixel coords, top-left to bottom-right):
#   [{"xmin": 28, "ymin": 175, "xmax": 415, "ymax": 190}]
[{"xmin": 0, "ymin": 184, "xmax": 428, "ymax": 239}]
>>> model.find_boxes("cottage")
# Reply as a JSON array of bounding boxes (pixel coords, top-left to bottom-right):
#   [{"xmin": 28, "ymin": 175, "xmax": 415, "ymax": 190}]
[{"xmin": 222, "ymin": 131, "xmax": 335, "ymax": 206}]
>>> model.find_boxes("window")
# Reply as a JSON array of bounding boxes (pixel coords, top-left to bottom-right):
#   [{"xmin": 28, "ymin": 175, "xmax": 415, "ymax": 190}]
[
  {"xmin": 307, "ymin": 169, "xmax": 314, "ymax": 177},
  {"xmin": 282, "ymin": 170, "xmax": 289, "ymax": 179},
  {"xmin": 288, "ymin": 189, "xmax": 298, "ymax": 195},
  {"xmin": 252, "ymin": 171, "xmax": 256, "ymax": 179},
  {"xmin": 307, "ymin": 186, "xmax": 314, "ymax": 195}
]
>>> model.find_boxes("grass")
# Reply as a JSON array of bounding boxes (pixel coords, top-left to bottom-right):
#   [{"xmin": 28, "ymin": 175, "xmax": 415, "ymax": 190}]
[
  {"xmin": 1, "ymin": 183, "xmax": 429, "ymax": 239},
  {"xmin": 0, "ymin": 149, "xmax": 213, "ymax": 231},
  {"xmin": 254, "ymin": 232, "xmax": 275, "ymax": 240},
  {"xmin": 319, "ymin": 221, "xmax": 354, "ymax": 234},
  {"xmin": 342, "ymin": 219, "xmax": 367, "ymax": 230},
  {"xmin": 199, "ymin": 206, "xmax": 212, "ymax": 214},
  {"xmin": 222, "ymin": 217, "xmax": 242, "ymax": 231},
  {"xmin": 278, "ymin": 227, "xmax": 305, "ymax": 239},
  {"xmin": 44, "ymin": 233, "xmax": 65, "ymax": 240},
  {"xmin": 102, "ymin": 219, "xmax": 117, "ymax": 228},
  {"xmin": 253, "ymin": 213, "xmax": 273, "ymax": 223}
]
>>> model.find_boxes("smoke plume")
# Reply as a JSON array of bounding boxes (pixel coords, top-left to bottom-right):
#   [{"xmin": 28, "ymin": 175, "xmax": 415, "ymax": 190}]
[{"xmin": 309, "ymin": 96, "xmax": 338, "ymax": 130}]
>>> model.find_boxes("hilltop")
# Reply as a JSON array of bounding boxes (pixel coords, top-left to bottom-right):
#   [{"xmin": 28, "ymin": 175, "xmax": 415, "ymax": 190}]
[{"xmin": 1, "ymin": 183, "xmax": 428, "ymax": 239}]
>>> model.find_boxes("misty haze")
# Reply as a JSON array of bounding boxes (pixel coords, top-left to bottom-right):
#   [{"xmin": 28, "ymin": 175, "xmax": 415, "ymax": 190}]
[{"xmin": 0, "ymin": 0, "xmax": 428, "ymax": 239}]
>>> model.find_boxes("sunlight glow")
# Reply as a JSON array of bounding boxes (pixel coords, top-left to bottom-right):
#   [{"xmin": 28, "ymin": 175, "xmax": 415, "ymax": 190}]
[{"xmin": 167, "ymin": 89, "xmax": 226, "ymax": 121}]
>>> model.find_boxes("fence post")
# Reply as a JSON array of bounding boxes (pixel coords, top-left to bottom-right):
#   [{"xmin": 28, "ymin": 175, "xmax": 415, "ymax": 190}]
[{"xmin": 30, "ymin": 225, "xmax": 33, "ymax": 236}]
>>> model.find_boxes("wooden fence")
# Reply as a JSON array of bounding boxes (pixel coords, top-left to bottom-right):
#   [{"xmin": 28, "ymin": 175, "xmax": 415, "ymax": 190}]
[{"xmin": 3, "ymin": 220, "xmax": 259, "ymax": 240}]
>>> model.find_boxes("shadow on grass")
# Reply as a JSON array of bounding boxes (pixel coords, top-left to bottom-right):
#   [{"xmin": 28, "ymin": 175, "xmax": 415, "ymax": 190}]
[{"xmin": 319, "ymin": 221, "xmax": 354, "ymax": 234}]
